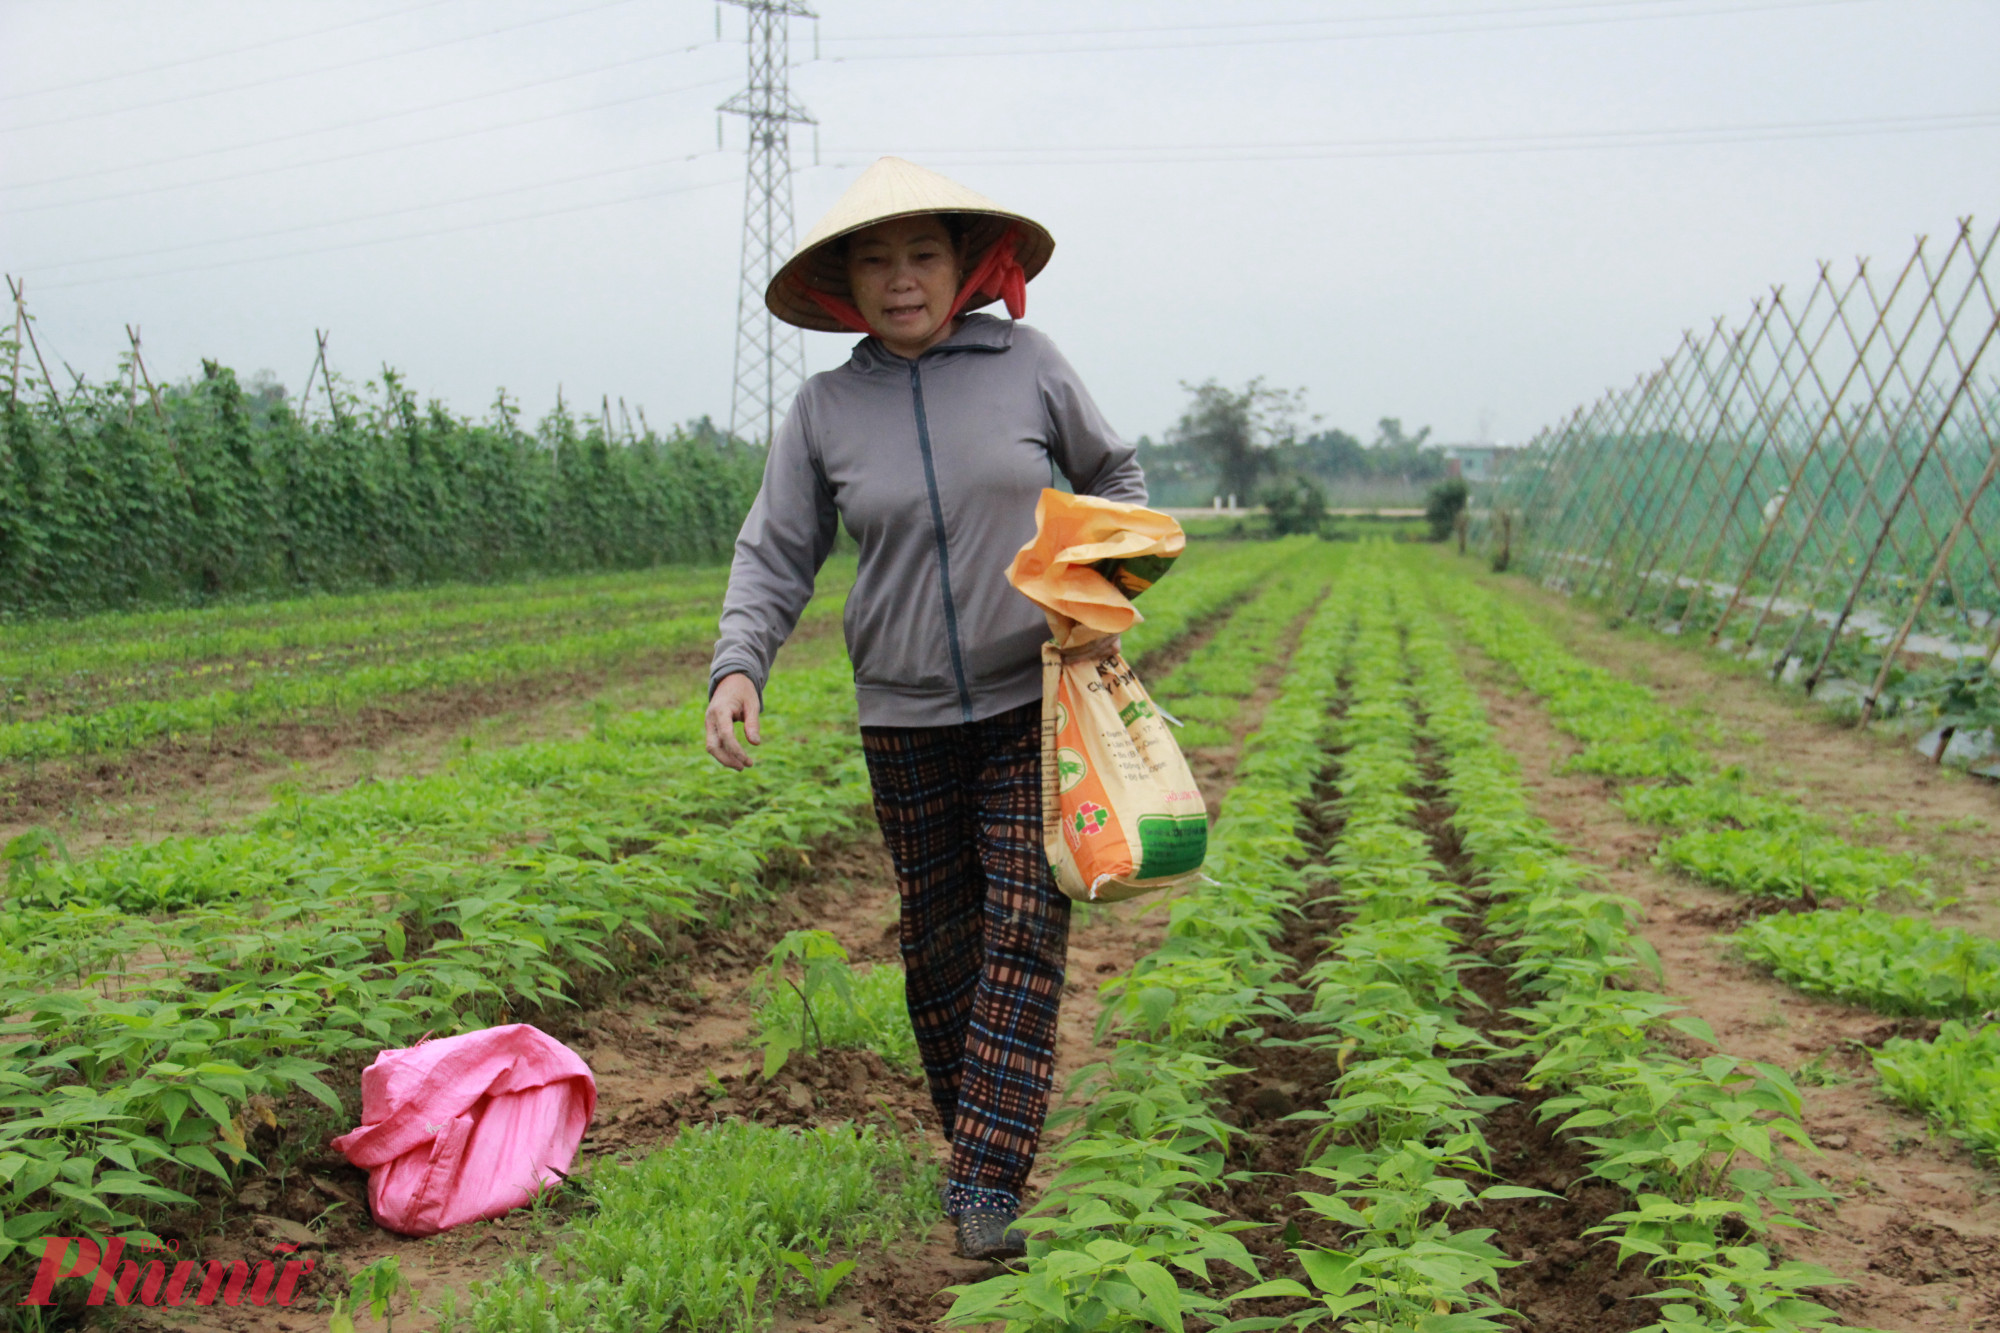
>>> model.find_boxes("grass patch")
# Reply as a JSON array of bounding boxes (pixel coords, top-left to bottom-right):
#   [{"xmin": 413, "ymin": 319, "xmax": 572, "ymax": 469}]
[{"xmin": 443, "ymin": 1119, "xmax": 939, "ymax": 1332}]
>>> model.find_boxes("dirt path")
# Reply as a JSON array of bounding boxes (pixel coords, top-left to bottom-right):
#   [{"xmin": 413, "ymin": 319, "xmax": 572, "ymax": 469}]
[
  {"xmin": 1457, "ymin": 636, "xmax": 2000, "ymax": 1332},
  {"xmin": 1445, "ymin": 556, "xmax": 2000, "ymax": 932},
  {"xmin": 773, "ymin": 589, "xmax": 1330, "ymax": 1333}
]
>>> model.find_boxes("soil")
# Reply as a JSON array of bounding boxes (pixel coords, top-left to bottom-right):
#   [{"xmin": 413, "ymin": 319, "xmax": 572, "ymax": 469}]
[
  {"xmin": 761, "ymin": 588, "xmax": 1327, "ymax": 1333},
  {"xmin": 62, "ymin": 559, "xmax": 1999, "ymax": 1330},
  {"xmin": 1455, "ymin": 627, "xmax": 2000, "ymax": 1332},
  {"xmin": 67, "ymin": 612, "xmax": 1306, "ymax": 1333},
  {"xmin": 1448, "ymin": 556, "xmax": 2000, "ymax": 934},
  {"xmin": 1196, "ymin": 703, "xmax": 1666, "ymax": 1333}
]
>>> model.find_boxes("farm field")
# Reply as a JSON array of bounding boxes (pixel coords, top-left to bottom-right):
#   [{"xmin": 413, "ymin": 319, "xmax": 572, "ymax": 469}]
[
  {"xmin": 0, "ymin": 561, "xmax": 856, "ymax": 838},
  {"xmin": 3, "ymin": 540, "xmax": 1997, "ymax": 1332}
]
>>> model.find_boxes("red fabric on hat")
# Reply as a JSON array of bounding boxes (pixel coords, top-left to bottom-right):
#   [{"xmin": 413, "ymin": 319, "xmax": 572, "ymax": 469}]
[
  {"xmin": 791, "ymin": 224, "xmax": 1029, "ymax": 338},
  {"xmin": 946, "ymin": 225, "xmax": 1028, "ymax": 322},
  {"xmin": 799, "ymin": 284, "xmax": 875, "ymax": 336}
]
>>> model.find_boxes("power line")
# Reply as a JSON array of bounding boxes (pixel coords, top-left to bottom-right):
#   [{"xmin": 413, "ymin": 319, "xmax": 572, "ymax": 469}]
[
  {"xmin": 37, "ymin": 174, "xmax": 740, "ymax": 293},
  {"xmin": 23, "ymin": 151, "xmax": 724, "ymax": 275},
  {"xmin": 830, "ymin": 108, "xmax": 2000, "ymax": 167},
  {"xmin": 0, "ymin": 0, "xmax": 461, "ymax": 105},
  {"xmin": 34, "ymin": 104, "xmax": 1994, "ymax": 291},
  {"xmin": 2, "ymin": 39, "xmax": 724, "ymax": 195},
  {"xmin": 818, "ymin": 0, "xmax": 1866, "ymax": 42},
  {"xmin": 0, "ymin": 0, "xmax": 648, "ymax": 135},
  {"xmin": 815, "ymin": 0, "xmax": 1874, "ymax": 61},
  {"xmin": 5, "ymin": 74, "xmax": 737, "ymax": 217}
]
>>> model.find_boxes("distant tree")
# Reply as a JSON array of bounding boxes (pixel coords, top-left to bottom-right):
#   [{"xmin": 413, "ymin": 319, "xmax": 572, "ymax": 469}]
[
  {"xmin": 1262, "ymin": 473, "xmax": 1328, "ymax": 536},
  {"xmin": 1424, "ymin": 477, "xmax": 1469, "ymax": 542},
  {"xmin": 1372, "ymin": 417, "xmax": 1432, "ymax": 452},
  {"xmin": 1166, "ymin": 377, "xmax": 1312, "ymax": 505},
  {"xmin": 1292, "ymin": 427, "xmax": 1366, "ymax": 479}
]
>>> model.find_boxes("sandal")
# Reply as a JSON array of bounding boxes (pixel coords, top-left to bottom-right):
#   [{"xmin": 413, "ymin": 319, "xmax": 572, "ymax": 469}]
[{"xmin": 954, "ymin": 1209, "xmax": 1029, "ymax": 1262}]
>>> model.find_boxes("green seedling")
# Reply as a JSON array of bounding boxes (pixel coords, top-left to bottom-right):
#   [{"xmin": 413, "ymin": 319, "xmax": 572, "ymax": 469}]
[
  {"xmin": 332, "ymin": 1256, "xmax": 411, "ymax": 1333},
  {"xmin": 778, "ymin": 1249, "xmax": 857, "ymax": 1306}
]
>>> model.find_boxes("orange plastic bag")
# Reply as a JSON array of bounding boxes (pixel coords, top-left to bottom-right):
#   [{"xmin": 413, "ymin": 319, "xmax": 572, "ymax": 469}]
[{"xmin": 1007, "ymin": 490, "xmax": 1207, "ymax": 902}]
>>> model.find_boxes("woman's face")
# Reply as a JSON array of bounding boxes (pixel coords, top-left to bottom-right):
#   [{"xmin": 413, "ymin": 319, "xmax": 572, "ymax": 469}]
[{"xmin": 844, "ymin": 214, "xmax": 964, "ymax": 358}]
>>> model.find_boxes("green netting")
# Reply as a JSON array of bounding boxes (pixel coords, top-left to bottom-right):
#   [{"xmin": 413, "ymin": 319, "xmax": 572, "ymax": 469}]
[{"xmin": 1472, "ymin": 218, "xmax": 2000, "ymax": 720}]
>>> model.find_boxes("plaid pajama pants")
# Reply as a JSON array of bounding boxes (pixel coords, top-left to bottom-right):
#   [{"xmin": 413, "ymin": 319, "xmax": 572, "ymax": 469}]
[{"xmin": 859, "ymin": 699, "xmax": 1071, "ymax": 1217}]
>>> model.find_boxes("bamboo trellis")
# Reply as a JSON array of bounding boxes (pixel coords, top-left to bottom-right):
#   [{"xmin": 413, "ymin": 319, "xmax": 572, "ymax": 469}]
[{"xmin": 1473, "ymin": 217, "xmax": 2000, "ymax": 719}]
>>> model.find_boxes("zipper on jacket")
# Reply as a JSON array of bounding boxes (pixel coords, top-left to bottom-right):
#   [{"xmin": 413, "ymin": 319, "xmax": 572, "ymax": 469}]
[{"xmin": 908, "ymin": 360, "xmax": 975, "ymax": 722}]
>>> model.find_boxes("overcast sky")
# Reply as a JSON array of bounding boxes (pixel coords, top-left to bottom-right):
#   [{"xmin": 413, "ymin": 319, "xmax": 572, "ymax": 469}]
[{"xmin": 3, "ymin": 0, "xmax": 1997, "ymax": 449}]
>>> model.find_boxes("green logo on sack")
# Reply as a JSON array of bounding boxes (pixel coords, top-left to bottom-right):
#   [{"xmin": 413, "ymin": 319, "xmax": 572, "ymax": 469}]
[
  {"xmin": 1054, "ymin": 701, "xmax": 1070, "ymax": 733},
  {"xmin": 1056, "ymin": 747, "xmax": 1087, "ymax": 793},
  {"xmin": 1133, "ymin": 813, "xmax": 1207, "ymax": 878},
  {"xmin": 1118, "ymin": 698, "xmax": 1155, "ymax": 728},
  {"xmin": 1072, "ymin": 802, "xmax": 1110, "ymax": 837}
]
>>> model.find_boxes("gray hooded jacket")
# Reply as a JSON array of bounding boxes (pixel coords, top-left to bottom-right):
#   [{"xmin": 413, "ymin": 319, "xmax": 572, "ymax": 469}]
[{"xmin": 709, "ymin": 313, "xmax": 1147, "ymax": 727}]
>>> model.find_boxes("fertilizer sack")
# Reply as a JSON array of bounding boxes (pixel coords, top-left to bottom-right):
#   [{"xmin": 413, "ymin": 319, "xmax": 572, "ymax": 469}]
[
  {"xmin": 1006, "ymin": 490, "xmax": 1206, "ymax": 902},
  {"xmin": 329, "ymin": 1024, "xmax": 595, "ymax": 1237}
]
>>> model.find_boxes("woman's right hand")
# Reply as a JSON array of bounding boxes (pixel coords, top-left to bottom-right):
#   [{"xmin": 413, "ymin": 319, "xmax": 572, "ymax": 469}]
[{"xmin": 705, "ymin": 673, "xmax": 763, "ymax": 770}]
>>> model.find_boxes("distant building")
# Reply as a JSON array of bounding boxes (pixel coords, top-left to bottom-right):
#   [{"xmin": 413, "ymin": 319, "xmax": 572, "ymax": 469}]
[{"xmin": 1441, "ymin": 443, "xmax": 1518, "ymax": 483}]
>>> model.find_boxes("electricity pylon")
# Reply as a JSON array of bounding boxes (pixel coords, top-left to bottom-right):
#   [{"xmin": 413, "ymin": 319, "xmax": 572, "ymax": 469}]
[{"xmin": 720, "ymin": 0, "xmax": 816, "ymax": 446}]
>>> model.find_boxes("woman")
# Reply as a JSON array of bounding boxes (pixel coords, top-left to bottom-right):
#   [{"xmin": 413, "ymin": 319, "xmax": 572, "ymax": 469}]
[{"xmin": 704, "ymin": 157, "xmax": 1145, "ymax": 1262}]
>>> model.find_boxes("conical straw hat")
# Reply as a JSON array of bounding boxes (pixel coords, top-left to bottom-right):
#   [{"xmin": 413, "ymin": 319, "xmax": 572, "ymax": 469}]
[{"xmin": 766, "ymin": 156, "xmax": 1056, "ymax": 332}]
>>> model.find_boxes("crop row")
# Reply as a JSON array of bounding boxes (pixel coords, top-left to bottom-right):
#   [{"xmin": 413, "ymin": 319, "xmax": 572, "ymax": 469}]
[
  {"xmin": 0, "ymin": 661, "xmax": 873, "ymax": 1269},
  {"xmin": 0, "ymin": 565, "xmax": 736, "ymax": 711},
  {"xmin": 1438, "ymin": 579, "xmax": 1935, "ymax": 908},
  {"xmin": 1119, "ymin": 539, "xmax": 1316, "ymax": 669},
  {"xmin": 950, "ymin": 550, "xmax": 1857, "ymax": 1332},
  {"xmin": 946, "ymin": 552, "xmax": 1360, "ymax": 1331},
  {"xmin": 1434, "ymin": 569, "xmax": 2000, "ymax": 1165},
  {"xmin": 436, "ymin": 1118, "xmax": 937, "ymax": 1333},
  {"xmin": 0, "ymin": 563, "xmax": 731, "ymax": 656},
  {"xmin": 2, "ymin": 532, "xmax": 1294, "ymax": 768},
  {"xmin": 1149, "ymin": 546, "xmax": 1334, "ymax": 749},
  {"xmin": 0, "ymin": 538, "xmax": 1277, "ymax": 1292},
  {"xmin": 1407, "ymin": 561, "xmax": 1850, "ymax": 1332},
  {"xmin": 0, "ymin": 591, "xmax": 846, "ymax": 768}
]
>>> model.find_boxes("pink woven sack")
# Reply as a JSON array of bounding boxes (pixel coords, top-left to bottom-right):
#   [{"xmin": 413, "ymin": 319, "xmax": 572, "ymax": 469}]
[{"xmin": 329, "ymin": 1023, "xmax": 596, "ymax": 1237}]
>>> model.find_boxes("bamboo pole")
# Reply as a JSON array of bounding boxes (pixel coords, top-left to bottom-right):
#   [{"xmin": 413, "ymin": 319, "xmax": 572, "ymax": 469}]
[
  {"xmin": 1650, "ymin": 317, "xmax": 1758, "ymax": 629},
  {"xmin": 1612, "ymin": 328, "xmax": 1724, "ymax": 616},
  {"xmin": 1863, "ymin": 402, "xmax": 2000, "ymax": 720},
  {"xmin": 1699, "ymin": 282, "xmax": 1844, "ymax": 657},
  {"xmin": 1655, "ymin": 304, "xmax": 1783, "ymax": 633},
  {"xmin": 126, "ymin": 325, "xmax": 167, "ymax": 425},
  {"xmin": 1805, "ymin": 225, "xmax": 1999, "ymax": 694},
  {"xmin": 1525, "ymin": 390, "xmax": 1623, "ymax": 583},
  {"xmin": 9, "ymin": 277, "xmax": 73, "ymax": 426},
  {"xmin": 5, "ymin": 274, "xmax": 21, "ymax": 407},
  {"xmin": 1754, "ymin": 243, "xmax": 1936, "ymax": 672},
  {"xmin": 1646, "ymin": 294, "xmax": 1787, "ymax": 639},
  {"xmin": 1577, "ymin": 358, "xmax": 1684, "ymax": 599},
  {"xmin": 1516, "ymin": 400, "xmax": 1602, "ymax": 580},
  {"xmin": 1721, "ymin": 259, "xmax": 1886, "ymax": 664},
  {"xmin": 1862, "ymin": 221, "xmax": 2000, "ymax": 640}
]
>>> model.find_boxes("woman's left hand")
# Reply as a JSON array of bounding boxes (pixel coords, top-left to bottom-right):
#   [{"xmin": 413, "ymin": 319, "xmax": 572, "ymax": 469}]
[{"xmin": 1059, "ymin": 633, "xmax": 1122, "ymax": 665}]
